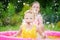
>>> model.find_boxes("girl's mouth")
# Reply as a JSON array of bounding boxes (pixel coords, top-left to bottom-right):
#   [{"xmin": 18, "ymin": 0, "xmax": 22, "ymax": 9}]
[{"xmin": 27, "ymin": 22, "xmax": 30, "ymax": 25}]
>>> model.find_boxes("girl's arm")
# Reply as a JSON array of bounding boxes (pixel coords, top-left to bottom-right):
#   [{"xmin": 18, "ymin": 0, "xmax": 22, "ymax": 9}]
[
  {"xmin": 14, "ymin": 25, "xmax": 22, "ymax": 37},
  {"xmin": 37, "ymin": 26, "xmax": 46, "ymax": 39},
  {"xmin": 16, "ymin": 28, "xmax": 22, "ymax": 37}
]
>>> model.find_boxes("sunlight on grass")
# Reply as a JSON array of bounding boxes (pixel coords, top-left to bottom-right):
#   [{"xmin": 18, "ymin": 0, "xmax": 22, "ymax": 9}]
[{"xmin": 0, "ymin": 25, "xmax": 20, "ymax": 31}]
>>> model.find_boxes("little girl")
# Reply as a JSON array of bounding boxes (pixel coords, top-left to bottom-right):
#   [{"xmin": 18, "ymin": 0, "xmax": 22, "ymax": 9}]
[
  {"xmin": 31, "ymin": 1, "xmax": 43, "ymax": 27},
  {"xmin": 16, "ymin": 10, "xmax": 46, "ymax": 39},
  {"xmin": 16, "ymin": 10, "xmax": 36, "ymax": 38},
  {"xmin": 30, "ymin": 1, "xmax": 46, "ymax": 38}
]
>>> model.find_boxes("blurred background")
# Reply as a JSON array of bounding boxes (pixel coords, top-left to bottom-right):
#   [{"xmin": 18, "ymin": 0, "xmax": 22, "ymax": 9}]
[{"xmin": 0, "ymin": 0, "xmax": 60, "ymax": 31}]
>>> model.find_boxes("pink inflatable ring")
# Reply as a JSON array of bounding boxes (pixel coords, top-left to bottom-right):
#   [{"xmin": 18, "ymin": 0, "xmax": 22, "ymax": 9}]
[{"xmin": 0, "ymin": 31, "xmax": 60, "ymax": 40}]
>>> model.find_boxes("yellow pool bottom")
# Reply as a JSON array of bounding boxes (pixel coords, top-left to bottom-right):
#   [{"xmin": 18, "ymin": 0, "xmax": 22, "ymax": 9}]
[{"xmin": 48, "ymin": 36, "xmax": 60, "ymax": 38}]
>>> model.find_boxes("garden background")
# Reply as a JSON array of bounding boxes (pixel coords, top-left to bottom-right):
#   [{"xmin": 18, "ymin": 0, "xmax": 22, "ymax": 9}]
[{"xmin": 0, "ymin": 0, "xmax": 60, "ymax": 31}]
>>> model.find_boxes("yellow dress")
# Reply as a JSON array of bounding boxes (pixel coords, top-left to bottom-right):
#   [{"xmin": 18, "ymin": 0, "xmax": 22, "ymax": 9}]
[{"xmin": 17, "ymin": 24, "xmax": 37, "ymax": 38}]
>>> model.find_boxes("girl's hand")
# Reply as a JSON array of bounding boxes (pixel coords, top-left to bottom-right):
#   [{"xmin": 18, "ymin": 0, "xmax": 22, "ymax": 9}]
[
  {"xmin": 12, "ymin": 34, "xmax": 17, "ymax": 37},
  {"xmin": 41, "ymin": 34, "xmax": 46, "ymax": 39},
  {"xmin": 42, "ymin": 35, "xmax": 46, "ymax": 39}
]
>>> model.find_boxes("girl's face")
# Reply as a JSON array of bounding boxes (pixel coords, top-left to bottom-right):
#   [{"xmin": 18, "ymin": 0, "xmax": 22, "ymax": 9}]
[
  {"xmin": 32, "ymin": 3, "xmax": 40, "ymax": 14},
  {"xmin": 24, "ymin": 13, "xmax": 34, "ymax": 23}
]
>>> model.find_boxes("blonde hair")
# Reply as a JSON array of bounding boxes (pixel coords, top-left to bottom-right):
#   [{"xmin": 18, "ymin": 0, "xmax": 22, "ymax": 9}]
[
  {"xmin": 24, "ymin": 10, "xmax": 35, "ymax": 19},
  {"xmin": 24, "ymin": 10, "xmax": 32, "ymax": 14},
  {"xmin": 31, "ymin": 1, "xmax": 40, "ymax": 8}
]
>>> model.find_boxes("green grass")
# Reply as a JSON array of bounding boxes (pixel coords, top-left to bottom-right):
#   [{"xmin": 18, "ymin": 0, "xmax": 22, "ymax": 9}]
[
  {"xmin": 0, "ymin": 25, "xmax": 20, "ymax": 31},
  {"xmin": 0, "ymin": 24, "xmax": 60, "ymax": 31},
  {"xmin": 44, "ymin": 24, "xmax": 60, "ymax": 31}
]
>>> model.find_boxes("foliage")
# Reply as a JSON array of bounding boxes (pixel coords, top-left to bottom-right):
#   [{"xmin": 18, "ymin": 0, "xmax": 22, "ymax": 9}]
[
  {"xmin": 56, "ymin": 21, "xmax": 60, "ymax": 27},
  {"xmin": 0, "ymin": 0, "xmax": 60, "ymax": 31},
  {"xmin": 7, "ymin": 3, "xmax": 15, "ymax": 16},
  {"xmin": 8, "ymin": 3, "xmax": 30, "ymax": 26},
  {"xmin": 53, "ymin": 21, "xmax": 60, "ymax": 31}
]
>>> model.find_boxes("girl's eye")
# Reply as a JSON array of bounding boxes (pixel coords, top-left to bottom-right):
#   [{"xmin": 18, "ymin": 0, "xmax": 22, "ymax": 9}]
[
  {"xmin": 30, "ymin": 18, "xmax": 32, "ymax": 19},
  {"xmin": 34, "ymin": 6, "xmax": 35, "ymax": 8},
  {"xmin": 26, "ymin": 18, "xmax": 28, "ymax": 19},
  {"xmin": 33, "ymin": 6, "xmax": 39, "ymax": 9}
]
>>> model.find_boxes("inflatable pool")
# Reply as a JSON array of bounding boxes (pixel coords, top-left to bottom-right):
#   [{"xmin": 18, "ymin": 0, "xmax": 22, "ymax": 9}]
[
  {"xmin": 0, "ymin": 31, "xmax": 60, "ymax": 40},
  {"xmin": 0, "ymin": 31, "xmax": 32, "ymax": 40},
  {"xmin": 46, "ymin": 31, "xmax": 60, "ymax": 39}
]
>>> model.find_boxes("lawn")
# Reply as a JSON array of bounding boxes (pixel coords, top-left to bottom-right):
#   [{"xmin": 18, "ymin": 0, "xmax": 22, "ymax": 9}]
[
  {"xmin": 0, "ymin": 24, "xmax": 60, "ymax": 31},
  {"xmin": 0, "ymin": 25, "xmax": 20, "ymax": 31},
  {"xmin": 44, "ymin": 24, "xmax": 60, "ymax": 31}
]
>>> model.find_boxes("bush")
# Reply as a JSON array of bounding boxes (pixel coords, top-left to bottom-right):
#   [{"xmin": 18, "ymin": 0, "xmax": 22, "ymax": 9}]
[
  {"xmin": 0, "ymin": 19, "xmax": 3, "ymax": 26},
  {"xmin": 56, "ymin": 21, "xmax": 60, "ymax": 27},
  {"xmin": 53, "ymin": 21, "xmax": 60, "ymax": 31},
  {"xmin": 10, "ymin": 3, "xmax": 30, "ymax": 26},
  {"xmin": 10, "ymin": 14, "xmax": 21, "ymax": 26}
]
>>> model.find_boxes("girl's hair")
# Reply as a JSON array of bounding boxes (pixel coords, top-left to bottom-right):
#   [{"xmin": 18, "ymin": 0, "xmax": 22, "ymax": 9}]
[
  {"xmin": 31, "ymin": 1, "xmax": 40, "ymax": 7},
  {"xmin": 24, "ymin": 10, "xmax": 35, "ymax": 19},
  {"xmin": 24, "ymin": 10, "xmax": 32, "ymax": 14}
]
